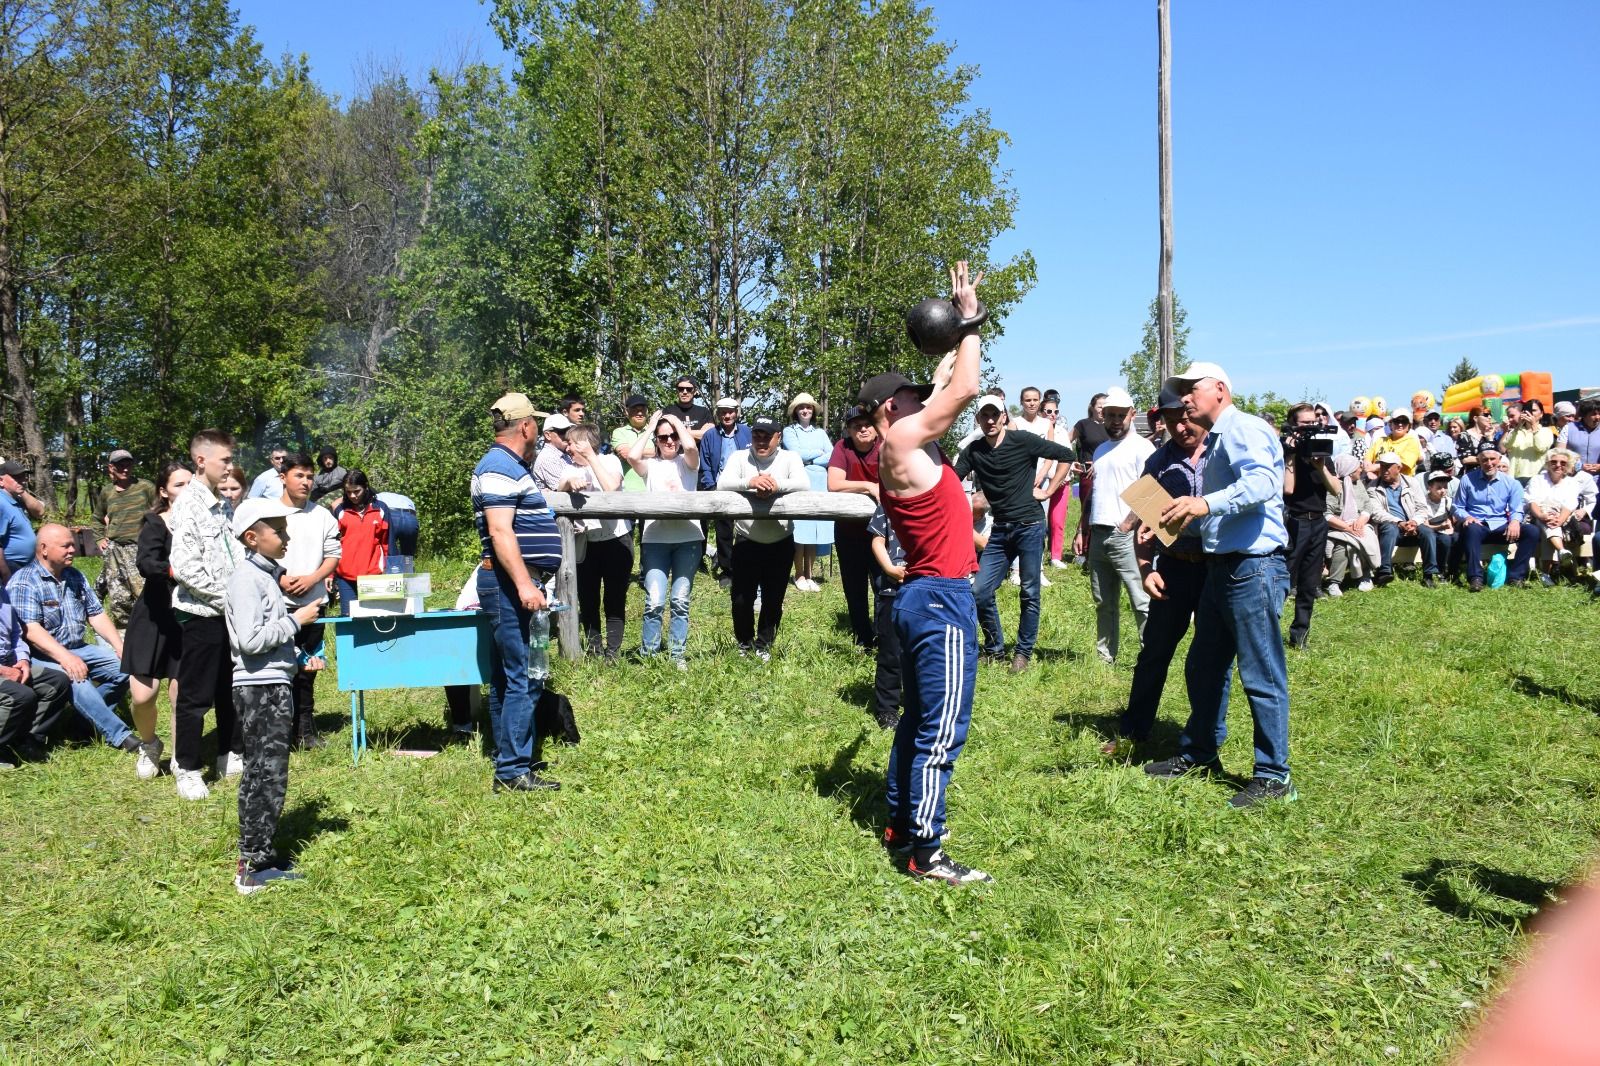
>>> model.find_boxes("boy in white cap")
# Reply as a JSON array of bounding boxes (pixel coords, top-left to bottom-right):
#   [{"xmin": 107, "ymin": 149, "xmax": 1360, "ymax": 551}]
[{"xmin": 225, "ymin": 497, "xmax": 323, "ymax": 894}]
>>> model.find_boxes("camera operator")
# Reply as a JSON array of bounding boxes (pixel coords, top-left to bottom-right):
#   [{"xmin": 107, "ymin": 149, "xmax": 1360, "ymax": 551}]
[{"xmin": 1282, "ymin": 403, "xmax": 1339, "ymax": 650}]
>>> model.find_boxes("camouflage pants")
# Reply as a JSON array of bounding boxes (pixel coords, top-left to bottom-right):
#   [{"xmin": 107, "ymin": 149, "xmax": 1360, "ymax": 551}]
[
  {"xmin": 236, "ymin": 684, "xmax": 293, "ymax": 868},
  {"xmin": 96, "ymin": 541, "xmax": 144, "ymax": 629}
]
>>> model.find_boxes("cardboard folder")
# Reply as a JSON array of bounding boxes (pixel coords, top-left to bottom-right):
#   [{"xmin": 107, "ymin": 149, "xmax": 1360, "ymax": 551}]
[{"xmin": 1119, "ymin": 474, "xmax": 1182, "ymax": 547}]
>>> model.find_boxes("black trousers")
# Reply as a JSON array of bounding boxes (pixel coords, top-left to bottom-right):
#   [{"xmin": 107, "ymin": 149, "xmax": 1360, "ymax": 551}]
[
  {"xmin": 873, "ymin": 592, "xmax": 902, "ymax": 720},
  {"xmin": 291, "ymin": 616, "xmax": 325, "ymax": 738},
  {"xmin": 1120, "ymin": 554, "xmax": 1205, "ymax": 741},
  {"xmin": 174, "ymin": 614, "xmax": 238, "ymax": 771},
  {"xmin": 1285, "ymin": 512, "xmax": 1328, "ymax": 645},
  {"xmin": 731, "ymin": 536, "xmax": 794, "ymax": 650},
  {"xmin": 577, "ymin": 535, "xmax": 632, "ymax": 657},
  {"xmin": 713, "ymin": 519, "xmax": 736, "ymax": 578},
  {"xmin": 835, "ymin": 529, "xmax": 876, "ymax": 648},
  {"xmin": 0, "ymin": 673, "xmax": 71, "ymax": 750}
]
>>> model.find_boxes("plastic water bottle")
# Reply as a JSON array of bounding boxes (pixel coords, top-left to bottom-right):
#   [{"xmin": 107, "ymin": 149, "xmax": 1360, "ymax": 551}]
[{"xmin": 528, "ymin": 609, "xmax": 552, "ymax": 681}]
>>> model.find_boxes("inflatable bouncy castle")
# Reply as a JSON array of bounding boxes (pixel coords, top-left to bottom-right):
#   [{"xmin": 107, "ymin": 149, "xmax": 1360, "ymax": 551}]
[{"xmin": 1441, "ymin": 372, "xmax": 1553, "ymax": 420}]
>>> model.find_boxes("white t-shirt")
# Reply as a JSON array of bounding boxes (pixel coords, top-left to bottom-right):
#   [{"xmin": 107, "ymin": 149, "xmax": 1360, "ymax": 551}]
[
  {"xmin": 578, "ymin": 454, "xmax": 631, "ymax": 542},
  {"xmin": 1089, "ymin": 434, "xmax": 1157, "ymax": 528},
  {"xmin": 641, "ymin": 456, "xmax": 702, "ymax": 544},
  {"xmin": 1013, "ymin": 413, "xmax": 1058, "ymax": 486},
  {"xmin": 281, "ymin": 501, "xmax": 342, "ymax": 607}
]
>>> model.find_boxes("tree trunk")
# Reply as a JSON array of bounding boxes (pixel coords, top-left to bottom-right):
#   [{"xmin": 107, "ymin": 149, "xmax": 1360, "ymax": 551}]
[
  {"xmin": 0, "ymin": 256, "xmax": 50, "ymax": 490},
  {"xmin": 1156, "ymin": 0, "xmax": 1175, "ymax": 383}
]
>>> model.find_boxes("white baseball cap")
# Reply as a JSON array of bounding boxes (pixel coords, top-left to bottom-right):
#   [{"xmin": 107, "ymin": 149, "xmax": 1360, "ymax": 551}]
[
  {"xmin": 231, "ymin": 497, "xmax": 298, "ymax": 539},
  {"xmin": 1101, "ymin": 386, "xmax": 1135, "ymax": 411},
  {"xmin": 543, "ymin": 413, "xmax": 573, "ymax": 434},
  {"xmin": 1162, "ymin": 361, "xmax": 1233, "ymax": 394},
  {"xmin": 976, "ymin": 394, "xmax": 1006, "ymax": 415},
  {"xmin": 1374, "ymin": 451, "xmax": 1403, "ymax": 466}
]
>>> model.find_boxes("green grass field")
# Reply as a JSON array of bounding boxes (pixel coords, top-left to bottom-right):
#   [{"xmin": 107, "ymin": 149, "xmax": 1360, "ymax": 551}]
[{"xmin": 2, "ymin": 550, "xmax": 1598, "ymax": 1064}]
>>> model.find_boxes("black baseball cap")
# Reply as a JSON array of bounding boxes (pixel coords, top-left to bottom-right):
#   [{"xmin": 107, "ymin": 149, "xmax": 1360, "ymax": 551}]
[
  {"xmin": 0, "ymin": 461, "xmax": 27, "ymax": 480},
  {"xmin": 624, "ymin": 393, "xmax": 649, "ymax": 409},
  {"xmin": 1156, "ymin": 384, "xmax": 1186, "ymax": 412},
  {"xmin": 750, "ymin": 417, "xmax": 781, "ymax": 435},
  {"xmin": 1477, "ymin": 439, "xmax": 1501, "ymax": 456},
  {"xmin": 844, "ymin": 405, "xmax": 870, "ymax": 424},
  {"xmin": 857, "ymin": 372, "xmax": 932, "ymax": 414}
]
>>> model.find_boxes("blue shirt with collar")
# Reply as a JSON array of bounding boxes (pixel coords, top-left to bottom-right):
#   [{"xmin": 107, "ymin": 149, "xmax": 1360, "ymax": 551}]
[
  {"xmin": 5, "ymin": 560, "xmax": 102, "ymax": 650},
  {"xmin": 1452, "ymin": 468, "xmax": 1523, "ymax": 532},
  {"xmin": 698, "ymin": 422, "xmax": 752, "ymax": 491},
  {"xmin": 1194, "ymin": 404, "xmax": 1288, "ymax": 555},
  {"xmin": 0, "ymin": 492, "xmax": 35, "ymax": 573},
  {"xmin": 1142, "ymin": 438, "xmax": 1208, "ymax": 555},
  {"xmin": 0, "ymin": 586, "xmax": 30, "ymax": 666}
]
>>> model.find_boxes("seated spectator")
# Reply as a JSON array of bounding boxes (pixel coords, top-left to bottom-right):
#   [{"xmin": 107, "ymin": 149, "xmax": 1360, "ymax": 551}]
[
  {"xmin": 1417, "ymin": 469, "xmax": 1458, "ymax": 587},
  {"xmin": 1325, "ymin": 455, "xmax": 1380, "ymax": 595},
  {"xmin": 1364, "ymin": 452, "xmax": 1428, "ymax": 585},
  {"xmin": 1365, "ymin": 411, "xmax": 1423, "ymax": 476},
  {"xmin": 1454, "ymin": 441, "xmax": 1540, "ymax": 590},
  {"xmin": 1525, "ymin": 449, "xmax": 1590, "ymax": 584},
  {"xmin": 7, "ymin": 524, "xmax": 137, "ymax": 756},
  {"xmin": 0, "ymin": 583, "xmax": 71, "ymax": 767}
]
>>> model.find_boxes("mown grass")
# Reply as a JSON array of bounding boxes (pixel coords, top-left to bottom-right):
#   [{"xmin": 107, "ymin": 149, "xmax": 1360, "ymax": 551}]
[{"xmin": 2, "ymin": 547, "xmax": 1598, "ymax": 1064}]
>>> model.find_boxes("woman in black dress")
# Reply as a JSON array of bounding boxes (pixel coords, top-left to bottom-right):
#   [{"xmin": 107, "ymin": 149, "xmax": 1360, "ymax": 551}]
[{"xmin": 121, "ymin": 460, "xmax": 191, "ymax": 779}]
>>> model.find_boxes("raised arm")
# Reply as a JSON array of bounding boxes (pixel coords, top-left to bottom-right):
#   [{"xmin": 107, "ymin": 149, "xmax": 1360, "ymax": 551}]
[
  {"xmin": 665, "ymin": 413, "xmax": 698, "ymax": 466},
  {"xmin": 889, "ymin": 262, "xmax": 983, "ymax": 449},
  {"xmin": 625, "ymin": 411, "xmax": 663, "ymax": 475}
]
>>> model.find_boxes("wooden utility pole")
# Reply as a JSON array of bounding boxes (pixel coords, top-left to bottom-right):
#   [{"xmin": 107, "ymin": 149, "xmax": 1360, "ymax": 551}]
[{"xmin": 1157, "ymin": 0, "xmax": 1175, "ymax": 382}]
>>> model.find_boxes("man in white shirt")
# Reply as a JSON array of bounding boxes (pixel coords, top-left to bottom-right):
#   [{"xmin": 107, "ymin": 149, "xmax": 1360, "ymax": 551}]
[
  {"xmin": 278, "ymin": 453, "xmax": 341, "ymax": 748},
  {"xmin": 1076, "ymin": 386, "xmax": 1156, "ymax": 664}
]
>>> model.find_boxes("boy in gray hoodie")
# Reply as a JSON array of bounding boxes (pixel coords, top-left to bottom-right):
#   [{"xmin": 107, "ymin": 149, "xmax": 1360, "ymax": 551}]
[{"xmin": 225, "ymin": 498, "xmax": 322, "ymax": 895}]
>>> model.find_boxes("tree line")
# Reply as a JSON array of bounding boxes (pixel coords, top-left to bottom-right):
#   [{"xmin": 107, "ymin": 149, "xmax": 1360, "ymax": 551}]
[{"xmin": 0, "ymin": 0, "xmax": 1034, "ymax": 551}]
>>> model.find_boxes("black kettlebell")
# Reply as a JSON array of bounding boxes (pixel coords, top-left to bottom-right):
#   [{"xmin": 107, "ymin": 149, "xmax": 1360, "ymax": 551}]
[{"xmin": 905, "ymin": 297, "xmax": 989, "ymax": 355}]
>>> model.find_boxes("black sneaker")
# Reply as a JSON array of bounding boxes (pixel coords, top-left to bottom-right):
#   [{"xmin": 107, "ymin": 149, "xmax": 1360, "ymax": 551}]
[
  {"xmin": 1228, "ymin": 777, "xmax": 1297, "ymax": 809},
  {"xmin": 1143, "ymin": 756, "xmax": 1223, "ymax": 779},
  {"xmin": 881, "ymin": 826, "xmax": 914, "ymax": 855},
  {"xmin": 1373, "ymin": 572, "xmax": 1394, "ymax": 587},
  {"xmin": 1421, "ymin": 574, "xmax": 1437, "ymax": 588},
  {"xmin": 907, "ymin": 849, "xmax": 993, "ymax": 885},
  {"xmin": 873, "ymin": 707, "xmax": 900, "ymax": 730},
  {"xmin": 295, "ymin": 732, "xmax": 327, "ymax": 752},
  {"xmin": 493, "ymin": 771, "xmax": 561, "ymax": 793},
  {"xmin": 1468, "ymin": 579, "xmax": 1484, "ymax": 593},
  {"xmin": 235, "ymin": 860, "xmax": 306, "ymax": 896},
  {"xmin": 117, "ymin": 734, "xmax": 142, "ymax": 753}
]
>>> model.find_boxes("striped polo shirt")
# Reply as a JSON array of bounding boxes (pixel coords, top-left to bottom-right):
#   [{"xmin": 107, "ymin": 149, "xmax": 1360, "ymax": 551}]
[{"xmin": 472, "ymin": 443, "xmax": 562, "ymax": 571}]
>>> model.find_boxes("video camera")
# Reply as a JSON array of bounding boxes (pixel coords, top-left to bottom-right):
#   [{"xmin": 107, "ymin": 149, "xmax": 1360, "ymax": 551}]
[{"xmin": 1283, "ymin": 426, "xmax": 1336, "ymax": 461}]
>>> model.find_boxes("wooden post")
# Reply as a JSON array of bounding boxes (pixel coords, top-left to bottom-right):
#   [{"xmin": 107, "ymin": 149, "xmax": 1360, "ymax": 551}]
[
  {"xmin": 554, "ymin": 516, "xmax": 582, "ymax": 661},
  {"xmin": 1157, "ymin": 0, "xmax": 1175, "ymax": 384}
]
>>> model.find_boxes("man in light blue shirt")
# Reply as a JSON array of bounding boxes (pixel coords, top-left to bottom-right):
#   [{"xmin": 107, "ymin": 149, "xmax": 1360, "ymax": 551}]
[
  {"xmin": 1453, "ymin": 440, "xmax": 1539, "ymax": 590},
  {"xmin": 246, "ymin": 447, "xmax": 288, "ymax": 499},
  {"xmin": 1148, "ymin": 362, "xmax": 1294, "ymax": 809}
]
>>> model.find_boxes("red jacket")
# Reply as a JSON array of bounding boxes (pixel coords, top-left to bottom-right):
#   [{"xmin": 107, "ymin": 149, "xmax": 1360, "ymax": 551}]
[{"xmin": 333, "ymin": 499, "xmax": 390, "ymax": 580}]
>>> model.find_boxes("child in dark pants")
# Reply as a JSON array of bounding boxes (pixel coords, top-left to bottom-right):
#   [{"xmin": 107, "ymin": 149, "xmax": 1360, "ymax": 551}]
[
  {"xmin": 866, "ymin": 506, "xmax": 906, "ymax": 729},
  {"xmin": 224, "ymin": 499, "xmax": 322, "ymax": 895}
]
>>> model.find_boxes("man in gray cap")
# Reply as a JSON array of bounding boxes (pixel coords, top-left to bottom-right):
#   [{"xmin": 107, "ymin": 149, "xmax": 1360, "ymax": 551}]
[{"xmin": 94, "ymin": 449, "xmax": 156, "ymax": 629}]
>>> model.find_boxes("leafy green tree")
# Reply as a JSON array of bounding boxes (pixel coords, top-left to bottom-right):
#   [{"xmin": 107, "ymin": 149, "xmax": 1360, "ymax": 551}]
[
  {"xmin": 1119, "ymin": 294, "xmax": 1189, "ymax": 410},
  {"xmin": 1441, "ymin": 356, "xmax": 1480, "ymax": 400}
]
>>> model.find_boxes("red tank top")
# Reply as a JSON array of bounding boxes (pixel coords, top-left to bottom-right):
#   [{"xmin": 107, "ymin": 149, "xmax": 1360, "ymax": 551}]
[{"xmin": 881, "ymin": 458, "xmax": 977, "ymax": 579}]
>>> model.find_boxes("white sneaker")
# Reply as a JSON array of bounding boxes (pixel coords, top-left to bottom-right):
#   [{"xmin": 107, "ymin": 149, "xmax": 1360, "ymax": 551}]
[
  {"xmin": 1324, "ymin": 583, "xmax": 1343, "ymax": 598},
  {"xmin": 175, "ymin": 768, "xmax": 210, "ymax": 801},
  {"xmin": 135, "ymin": 739, "xmax": 163, "ymax": 781},
  {"xmin": 1039, "ymin": 573, "xmax": 1053, "ymax": 588},
  {"xmin": 1357, "ymin": 579, "xmax": 1374, "ymax": 592},
  {"xmin": 1050, "ymin": 559, "xmax": 1070, "ymax": 570},
  {"xmin": 1009, "ymin": 573, "xmax": 1021, "ymax": 587},
  {"xmin": 220, "ymin": 751, "xmax": 244, "ymax": 778}
]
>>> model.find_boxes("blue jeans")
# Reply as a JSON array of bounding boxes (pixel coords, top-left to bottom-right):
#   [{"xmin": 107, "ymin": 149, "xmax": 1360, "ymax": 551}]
[
  {"xmin": 1375, "ymin": 521, "xmax": 1401, "ymax": 575},
  {"xmin": 1179, "ymin": 553, "xmax": 1291, "ymax": 782},
  {"xmin": 973, "ymin": 520, "xmax": 1045, "ymax": 658},
  {"xmin": 335, "ymin": 576, "xmax": 359, "ymax": 616},
  {"xmin": 32, "ymin": 640, "xmax": 131, "ymax": 747},
  {"xmin": 476, "ymin": 566, "xmax": 543, "ymax": 780},
  {"xmin": 886, "ymin": 577, "xmax": 979, "ymax": 850},
  {"xmin": 1415, "ymin": 525, "xmax": 1456, "ymax": 576},
  {"xmin": 641, "ymin": 539, "xmax": 700, "ymax": 659}
]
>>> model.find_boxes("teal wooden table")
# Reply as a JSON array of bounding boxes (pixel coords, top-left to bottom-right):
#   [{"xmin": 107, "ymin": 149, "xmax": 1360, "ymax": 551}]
[{"xmin": 327, "ymin": 610, "xmax": 493, "ymax": 764}]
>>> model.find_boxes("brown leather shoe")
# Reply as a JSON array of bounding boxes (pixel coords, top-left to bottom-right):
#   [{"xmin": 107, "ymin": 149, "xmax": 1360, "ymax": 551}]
[{"xmin": 1009, "ymin": 653, "xmax": 1030, "ymax": 673}]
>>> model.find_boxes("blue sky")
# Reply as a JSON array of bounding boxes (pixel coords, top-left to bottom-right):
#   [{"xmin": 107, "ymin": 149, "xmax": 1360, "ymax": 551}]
[{"xmin": 238, "ymin": 0, "xmax": 1599, "ymax": 411}]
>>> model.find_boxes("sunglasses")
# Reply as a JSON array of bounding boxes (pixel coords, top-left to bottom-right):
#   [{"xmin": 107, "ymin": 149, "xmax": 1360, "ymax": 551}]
[
  {"xmin": 676, "ymin": 386, "xmax": 695, "ymax": 392},
  {"xmin": 656, "ymin": 433, "xmax": 679, "ymax": 442}
]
